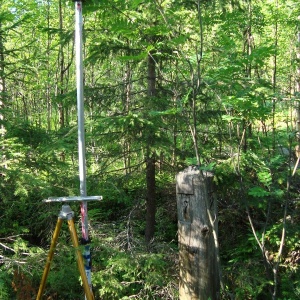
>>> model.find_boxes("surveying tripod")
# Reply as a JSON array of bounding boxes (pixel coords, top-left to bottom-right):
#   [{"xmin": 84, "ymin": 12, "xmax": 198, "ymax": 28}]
[{"xmin": 36, "ymin": 196, "xmax": 102, "ymax": 300}]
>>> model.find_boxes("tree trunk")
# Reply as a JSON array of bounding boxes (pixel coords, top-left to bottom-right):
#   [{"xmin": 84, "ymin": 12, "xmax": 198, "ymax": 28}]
[
  {"xmin": 58, "ymin": 0, "xmax": 65, "ymax": 128},
  {"xmin": 0, "ymin": 22, "xmax": 5, "ymax": 95},
  {"xmin": 46, "ymin": 0, "xmax": 52, "ymax": 132},
  {"xmin": 0, "ymin": 20, "xmax": 6, "ymax": 173},
  {"xmin": 176, "ymin": 166, "xmax": 220, "ymax": 300},
  {"xmin": 296, "ymin": 16, "xmax": 300, "ymax": 143},
  {"xmin": 145, "ymin": 155, "xmax": 156, "ymax": 245},
  {"xmin": 0, "ymin": 20, "xmax": 5, "ymax": 115},
  {"xmin": 123, "ymin": 59, "xmax": 132, "ymax": 175},
  {"xmin": 145, "ymin": 52, "xmax": 156, "ymax": 245},
  {"xmin": 272, "ymin": 0, "xmax": 278, "ymax": 150}
]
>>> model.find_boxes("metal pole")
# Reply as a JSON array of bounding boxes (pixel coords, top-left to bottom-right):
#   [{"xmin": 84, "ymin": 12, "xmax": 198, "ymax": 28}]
[
  {"xmin": 74, "ymin": 1, "xmax": 86, "ymax": 197},
  {"xmin": 74, "ymin": 0, "xmax": 92, "ymax": 293}
]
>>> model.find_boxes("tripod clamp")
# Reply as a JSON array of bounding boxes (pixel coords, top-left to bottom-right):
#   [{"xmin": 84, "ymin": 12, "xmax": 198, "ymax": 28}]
[{"xmin": 59, "ymin": 205, "xmax": 75, "ymax": 220}]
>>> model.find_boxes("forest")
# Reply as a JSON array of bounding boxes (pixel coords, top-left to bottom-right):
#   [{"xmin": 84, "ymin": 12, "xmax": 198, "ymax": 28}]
[{"xmin": 0, "ymin": 0, "xmax": 300, "ymax": 299}]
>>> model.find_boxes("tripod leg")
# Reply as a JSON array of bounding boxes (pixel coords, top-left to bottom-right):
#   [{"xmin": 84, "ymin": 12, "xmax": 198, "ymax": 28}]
[
  {"xmin": 68, "ymin": 218, "xmax": 95, "ymax": 300},
  {"xmin": 36, "ymin": 217, "xmax": 63, "ymax": 300}
]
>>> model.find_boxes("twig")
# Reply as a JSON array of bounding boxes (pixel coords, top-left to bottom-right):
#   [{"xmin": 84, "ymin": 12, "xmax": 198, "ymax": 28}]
[
  {"xmin": 292, "ymin": 155, "xmax": 300, "ymax": 176},
  {"xmin": 0, "ymin": 242, "xmax": 16, "ymax": 253}
]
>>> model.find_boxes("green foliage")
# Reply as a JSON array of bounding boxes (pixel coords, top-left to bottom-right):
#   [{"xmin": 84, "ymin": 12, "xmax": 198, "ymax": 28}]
[
  {"xmin": 215, "ymin": 128, "xmax": 300, "ymax": 298},
  {"xmin": 0, "ymin": 271, "xmax": 10, "ymax": 299},
  {"xmin": 44, "ymin": 248, "xmax": 83, "ymax": 299},
  {"xmin": 1, "ymin": 0, "xmax": 300, "ymax": 299},
  {"xmin": 93, "ymin": 245, "xmax": 175, "ymax": 300}
]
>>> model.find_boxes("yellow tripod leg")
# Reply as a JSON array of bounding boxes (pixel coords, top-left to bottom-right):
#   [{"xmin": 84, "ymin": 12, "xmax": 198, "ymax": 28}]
[
  {"xmin": 68, "ymin": 218, "xmax": 95, "ymax": 300},
  {"xmin": 36, "ymin": 217, "xmax": 63, "ymax": 300}
]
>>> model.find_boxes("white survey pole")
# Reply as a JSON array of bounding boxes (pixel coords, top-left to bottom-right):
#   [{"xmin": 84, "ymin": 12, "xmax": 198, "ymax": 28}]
[
  {"xmin": 75, "ymin": 1, "xmax": 86, "ymax": 196},
  {"xmin": 74, "ymin": 0, "xmax": 92, "ymax": 294}
]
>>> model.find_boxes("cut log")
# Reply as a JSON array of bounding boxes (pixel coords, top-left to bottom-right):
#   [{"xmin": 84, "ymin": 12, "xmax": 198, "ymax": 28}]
[{"xmin": 176, "ymin": 166, "xmax": 220, "ymax": 300}]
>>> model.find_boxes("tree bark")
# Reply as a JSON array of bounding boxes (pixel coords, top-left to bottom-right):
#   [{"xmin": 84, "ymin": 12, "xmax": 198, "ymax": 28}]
[
  {"xmin": 296, "ymin": 16, "xmax": 300, "ymax": 143},
  {"xmin": 145, "ymin": 154, "xmax": 156, "ymax": 245},
  {"xmin": 272, "ymin": 0, "xmax": 278, "ymax": 150},
  {"xmin": 58, "ymin": 0, "xmax": 65, "ymax": 128},
  {"xmin": 0, "ymin": 20, "xmax": 6, "ymax": 173},
  {"xmin": 145, "ymin": 52, "xmax": 156, "ymax": 245},
  {"xmin": 0, "ymin": 20, "xmax": 5, "ymax": 114},
  {"xmin": 123, "ymin": 59, "xmax": 132, "ymax": 175},
  {"xmin": 46, "ymin": 0, "xmax": 52, "ymax": 132}
]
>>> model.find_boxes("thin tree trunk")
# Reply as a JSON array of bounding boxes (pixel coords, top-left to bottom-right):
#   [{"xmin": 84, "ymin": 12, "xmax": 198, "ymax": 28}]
[
  {"xmin": 0, "ymin": 23, "xmax": 4, "ymax": 97},
  {"xmin": 241, "ymin": 0, "xmax": 254, "ymax": 152},
  {"xmin": 145, "ymin": 52, "xmax": 156, "ymax": 245},
  {"xmin": 47, "ymin": 0, "xmax": 52, "ymax": 131},
  {"xmin": 0, "ymin": 20, "xmax": 6, "ymax": 172},
  {"xmin": 188, "ymin": 0, "xmax": 203, "ymax": 167},
  {"xmin": 0, "ymin": 22, "xmax": 5, "ymax": 95},
  {"xmin": 124, "ymin": 59, "xmax": 132, "ymax": 175},
  {"xmin": 0, "ymin": 20, "xmax": 5, "ymax": 113},
  {"xmin": 296, "ymin": 16, "xmax": 300, "ymax": 142},
  {"xmin": 272, "ymin": 0, "xmax": 278, "ymax": 150},
  {"xmin": 58, "ymin": 0, "xmax": 65, "ymax": 128}
]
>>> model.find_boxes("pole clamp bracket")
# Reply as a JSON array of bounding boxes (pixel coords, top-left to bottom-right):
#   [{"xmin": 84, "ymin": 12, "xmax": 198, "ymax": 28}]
[{"xmin": 59, "ymin": 205, "xmax": 75, "ymax": 220}]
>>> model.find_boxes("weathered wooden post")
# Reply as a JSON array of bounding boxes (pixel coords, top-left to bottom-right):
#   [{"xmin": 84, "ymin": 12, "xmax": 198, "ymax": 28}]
[{"xmin": 176, "ymin": 166, "xmax": 220, "ymax": 300}]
